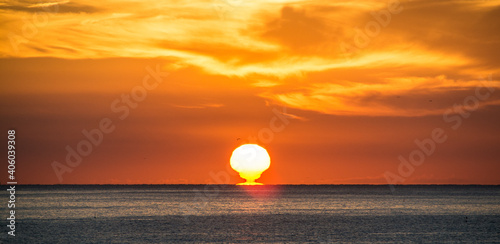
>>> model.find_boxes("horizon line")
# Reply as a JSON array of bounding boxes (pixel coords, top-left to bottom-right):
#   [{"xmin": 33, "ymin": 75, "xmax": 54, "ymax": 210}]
[{"xmin": 4, "ymin": 183, "xmax": 500, "ymax": 186}]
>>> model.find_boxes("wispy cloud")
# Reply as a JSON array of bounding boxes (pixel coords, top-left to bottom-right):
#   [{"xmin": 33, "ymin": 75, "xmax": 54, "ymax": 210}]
[
  {"xmin": 0, "ymin": 0, "xmax": 100, "ymax": 13},
  {"xmin": 263, "ymin": 75, "xmax": 500, "ymax": 116},
  {"xmin": 28, "ymin": 1, "xmax": 70, "ymax": 8},
  {"xmin": 171, "ymin": 103, "xmax": 225, "ymax": 109}
]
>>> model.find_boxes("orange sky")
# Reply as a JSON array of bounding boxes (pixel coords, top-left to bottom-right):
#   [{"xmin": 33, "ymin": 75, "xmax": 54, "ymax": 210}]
[{"xmin": 1, "ymin": 0, "xmax": 500, "ymax": 184}]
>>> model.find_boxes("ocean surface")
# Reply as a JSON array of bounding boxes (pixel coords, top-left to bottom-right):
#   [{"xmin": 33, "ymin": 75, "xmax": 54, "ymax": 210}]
[{"xmin": 1, "ymin": 185, "xmax": 499, "ymax": 243}]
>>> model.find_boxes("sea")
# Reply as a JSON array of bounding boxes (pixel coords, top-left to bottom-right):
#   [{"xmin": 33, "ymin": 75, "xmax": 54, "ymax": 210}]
[{"xmin": 1, "ymin": 185, "xmax": 499, "ymax": 243}]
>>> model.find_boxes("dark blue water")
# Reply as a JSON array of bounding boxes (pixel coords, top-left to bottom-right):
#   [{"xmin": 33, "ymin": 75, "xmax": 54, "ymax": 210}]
[{"xmin": 1, "ymin": 185, "xmax": 499, "ymax": 243}]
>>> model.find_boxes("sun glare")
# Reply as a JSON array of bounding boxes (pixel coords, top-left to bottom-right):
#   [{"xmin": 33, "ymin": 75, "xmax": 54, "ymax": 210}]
[{"xmin": 230, "ymin": 144, "xmax": 271, "ymax": 185}]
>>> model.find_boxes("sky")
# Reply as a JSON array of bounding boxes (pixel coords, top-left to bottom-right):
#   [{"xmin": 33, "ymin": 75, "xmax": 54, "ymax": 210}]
[{"xmin": 1, "ymin": 0, "xmax": 499, "ymax": 185}]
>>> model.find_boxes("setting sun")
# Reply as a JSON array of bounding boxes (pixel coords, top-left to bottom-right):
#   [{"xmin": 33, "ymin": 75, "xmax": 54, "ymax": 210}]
[{"xmin": 230, "ymin": 144, "xmax": 271, "ymax": 185}]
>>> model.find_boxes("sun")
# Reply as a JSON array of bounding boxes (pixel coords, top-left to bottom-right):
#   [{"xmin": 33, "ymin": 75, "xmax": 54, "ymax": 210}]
[{"xmin": 230, "ymin": 144, "xmax": 271, "ymax": 185}]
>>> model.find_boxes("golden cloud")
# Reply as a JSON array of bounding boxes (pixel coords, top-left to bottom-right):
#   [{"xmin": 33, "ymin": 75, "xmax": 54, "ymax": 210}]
[{"xmin": 1, "ymin": 0, "xmax": 499, "ymax": 116}]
